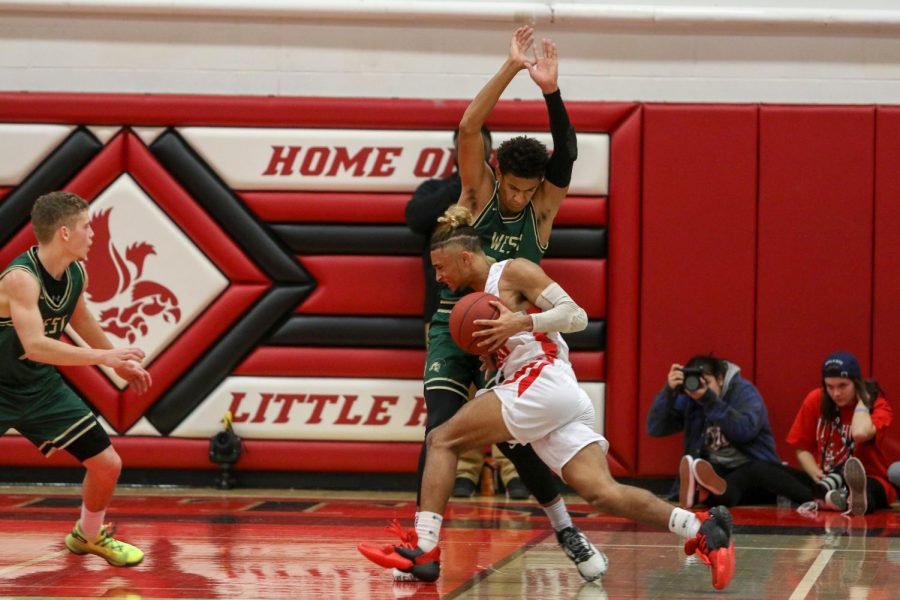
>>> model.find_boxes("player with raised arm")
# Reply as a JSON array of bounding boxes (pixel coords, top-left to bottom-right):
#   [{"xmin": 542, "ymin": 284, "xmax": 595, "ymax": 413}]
[
  {"xmin": 361, "ymin": 207, "xmax": 736, "ymax": 590},
  {"xmin": 413, "ymin": 26, "xmax": 606, "ymax": 581}
]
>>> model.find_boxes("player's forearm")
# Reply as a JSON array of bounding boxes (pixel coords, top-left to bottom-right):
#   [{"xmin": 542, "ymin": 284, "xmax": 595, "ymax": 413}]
[
  {"xmin": 23, "ymin": 335, "xmax": 105, "ymax": 367},
  {"xmin": 459, "ymin": 60, "xmax": 520, "ymax": 134},
  {"xmin": 70, "ymin": 307, "xmax": 114, "ymax": 351},
  {"xmin": 543, "ymin": 90, "xmax": 577, "ymax": 188}
]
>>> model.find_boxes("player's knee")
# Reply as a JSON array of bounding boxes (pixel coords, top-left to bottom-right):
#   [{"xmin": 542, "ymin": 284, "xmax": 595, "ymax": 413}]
[
  {"xmin": 86, "ymin": 447, "xmax": 122, "ymax": 478},
  {"xmin": 425, "ymin": 425, "xmax": 462, "ymax": 455},
  {"xmin": 577, "ymin": 479, "xmax": 621, "ymax": 511}
]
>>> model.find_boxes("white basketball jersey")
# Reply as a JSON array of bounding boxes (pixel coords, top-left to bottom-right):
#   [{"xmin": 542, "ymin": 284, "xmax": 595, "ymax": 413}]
[{"xmin": 484, "ymin": 260, "xmax": 571, "ymax": 379}]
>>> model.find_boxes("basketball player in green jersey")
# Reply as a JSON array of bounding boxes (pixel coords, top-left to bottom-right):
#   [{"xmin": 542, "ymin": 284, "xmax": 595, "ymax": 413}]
[
  {"xmin": 416, "ymin": 27, "xmax": 607, "ymax": 581},
  {"xmin": 0, "ymin": 191, "xmax": 151, "ymax": 566}
]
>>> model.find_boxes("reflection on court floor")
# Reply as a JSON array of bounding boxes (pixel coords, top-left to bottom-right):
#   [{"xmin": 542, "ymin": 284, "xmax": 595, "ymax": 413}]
[{"xmin": 0, "ymin": 487, "xmax": 897, "ymax": 599}]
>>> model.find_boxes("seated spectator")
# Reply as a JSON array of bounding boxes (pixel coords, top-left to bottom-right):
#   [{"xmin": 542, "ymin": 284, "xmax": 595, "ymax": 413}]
[
  {"xmin": 784, "ymin": 351, "xmax": 895, "ymax": 515},
  {"xmin": 647, "ymin": 354, "xmax": 781, "ymax": 508},
  {"xmin": 724, "ymin": 351, "xmax": 896, "ymax": 515}
]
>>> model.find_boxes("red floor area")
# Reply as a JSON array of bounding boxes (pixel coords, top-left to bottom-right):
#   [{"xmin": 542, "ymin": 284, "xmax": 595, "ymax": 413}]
[{"xmin": 0, "ymin": 490, "xmax": 898, "ymax": 599}]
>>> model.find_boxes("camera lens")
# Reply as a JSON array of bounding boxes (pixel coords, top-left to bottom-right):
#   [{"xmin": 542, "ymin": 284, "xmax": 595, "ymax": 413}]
[{"xmin": 683, "ymin": 375, "xmax": 702, "ymax": 393}]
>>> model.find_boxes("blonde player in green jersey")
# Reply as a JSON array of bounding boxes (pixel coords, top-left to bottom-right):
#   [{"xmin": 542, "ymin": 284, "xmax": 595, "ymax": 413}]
[{"xmin": 0, "ymin": 191, "xmax": 151, "ymax": 566}]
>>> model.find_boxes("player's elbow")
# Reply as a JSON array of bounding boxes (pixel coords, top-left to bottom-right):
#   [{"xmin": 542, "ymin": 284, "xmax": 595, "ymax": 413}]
[
  {"xmin": 457, "ymin": 116, "xmax": 480, "ymax": 136},
  {"xmin": 21, "ymin": 340, "xmax": 46, "ymax": 363},
  {"xmin": 564, "ymin": 308, "xmax": 588, "ymax": 333}
]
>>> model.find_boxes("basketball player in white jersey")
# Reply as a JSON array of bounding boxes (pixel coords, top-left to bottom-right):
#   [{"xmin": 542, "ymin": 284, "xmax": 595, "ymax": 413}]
[{"xmin": 360, "ymin": 206, "xmax": 736, "ymax": 591}]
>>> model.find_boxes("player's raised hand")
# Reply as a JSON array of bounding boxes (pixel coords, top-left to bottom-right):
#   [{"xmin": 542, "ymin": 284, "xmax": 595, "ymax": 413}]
[
  {"xmin": 525, "ymin": 37, "xmax": 559, "ymax": 94},
  {"xmin": 508, "ymin": 25, "xmax": 535, "ymax": 70}
]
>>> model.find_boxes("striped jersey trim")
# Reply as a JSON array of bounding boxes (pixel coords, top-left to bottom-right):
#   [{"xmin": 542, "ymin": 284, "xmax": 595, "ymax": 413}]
[
  {"xmin": 424, "ymin": 376, "xmax": 470, "ymax": 400},
  {"xmin": 504, "ymin": 358, "xmax": 553, "ymax": 397},
  {"xmin": 26, "ymin": 247, "xmax": 77, "ymax": 312},
  {"xmin": 38, "ymin": 413, "xmax": 98, "ymax": 457}
]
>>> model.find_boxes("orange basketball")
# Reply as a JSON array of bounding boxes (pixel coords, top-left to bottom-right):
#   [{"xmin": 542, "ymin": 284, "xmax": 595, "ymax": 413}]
[{"xmin": 449, "ymin": 291, "xmax": 501, "ymax": 354}]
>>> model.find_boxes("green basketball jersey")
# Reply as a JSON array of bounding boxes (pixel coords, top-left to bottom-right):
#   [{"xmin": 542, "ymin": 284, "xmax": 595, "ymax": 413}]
[
  {"xmin": 0, "ymin": 247, "xmax": 85, "ymax": 396},
  {"xmin": 432, "ymin": 182, "xmax": 547, "ymax": 323}
]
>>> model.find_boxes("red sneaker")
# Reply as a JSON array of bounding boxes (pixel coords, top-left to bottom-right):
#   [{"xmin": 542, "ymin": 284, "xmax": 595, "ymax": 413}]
[
  {"xmin": 684, "ymin": 506, "xmax": 735, "ymax": 590},
  {"xmin": 357, "ymin": 519, "xmax": 441, "ymax": 582}
]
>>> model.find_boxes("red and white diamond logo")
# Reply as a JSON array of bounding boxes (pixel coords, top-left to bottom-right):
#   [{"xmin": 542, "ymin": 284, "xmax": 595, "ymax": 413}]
[{"xmin": 69, "ymin": 175, "xmax": 228, "ymax": 386}]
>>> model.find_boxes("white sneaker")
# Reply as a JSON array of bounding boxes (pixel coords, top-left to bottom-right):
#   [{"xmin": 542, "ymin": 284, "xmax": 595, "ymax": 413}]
[
  {"xmin": 844, "ymin": 457, "xmax": 867, "ymax": 516},
  {"xmin": 678, "ymin": 455, "xmax": 695, "ymax": 508},
  {"xmin": 823, "ymin": 489, "xmax": 848, "ymax": 512},
  {"xmin": 557, "ymin": 526, "xmax": 609, "ymax": 581}
]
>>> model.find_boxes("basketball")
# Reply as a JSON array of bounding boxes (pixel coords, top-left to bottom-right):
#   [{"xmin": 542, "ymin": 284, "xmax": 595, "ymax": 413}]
[{"xmin": 449, "ymin": 291, "xmax": 501, "ymax": 354}]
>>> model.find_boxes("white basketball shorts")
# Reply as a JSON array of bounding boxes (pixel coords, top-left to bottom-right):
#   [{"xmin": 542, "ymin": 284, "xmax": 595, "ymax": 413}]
[{"xmin": 476, "ymin": 359, "xmax": 608, "ymax": 478}]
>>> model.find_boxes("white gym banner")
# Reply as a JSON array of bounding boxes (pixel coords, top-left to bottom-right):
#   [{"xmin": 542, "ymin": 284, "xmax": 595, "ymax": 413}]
[
  {"xmin": 172, "ymin": 376, "xmax": 605, "ymax": 441},
  {"xmin": 177, "ymin": 128, "xmax": 609, "ymax": 195}
]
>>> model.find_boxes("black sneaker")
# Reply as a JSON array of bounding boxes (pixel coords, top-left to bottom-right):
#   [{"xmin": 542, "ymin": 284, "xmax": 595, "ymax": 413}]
[
  {"xmin": 452, "ymin": 477, "xmax": 477, "ymax": 498},
  {"xmin": 505, "ymin": 477, "xmax": 530, "ymax": 500},
  {"xmin": 556, "ymin": 526, "xmax": 608, "ymax": 582}
]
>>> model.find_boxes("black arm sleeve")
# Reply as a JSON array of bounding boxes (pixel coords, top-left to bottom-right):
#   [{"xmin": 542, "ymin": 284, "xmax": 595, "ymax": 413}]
[
  {"xmin": 543, "ymin": 90, "xmax": 578, "ymax": 188},
  {"xmin": 404, "ymin": 176, "xmax": 462, "ymax": 234}
]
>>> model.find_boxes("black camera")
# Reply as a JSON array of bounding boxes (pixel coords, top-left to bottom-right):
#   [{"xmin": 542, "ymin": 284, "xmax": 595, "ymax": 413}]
[
  {"xmin": 209, "ymin": 416, "xmax": 242, "ymax": 490},
  {"xmin": 209, "ymin": 429, "xmax": 242, "ymax": 465},
  {"xmin": 679, "ymin": 367, "xmax": 706, "ymax": 393}
]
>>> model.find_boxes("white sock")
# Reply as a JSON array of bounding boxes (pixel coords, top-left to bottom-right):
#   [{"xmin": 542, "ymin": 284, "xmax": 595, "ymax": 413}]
[
  {"xmin": 415, "ymin": 511, "xmax": 443, "ymax": 552},
  {"xmin": 80, "ymin": 505, "xmax": 105, "ymax": 540},
  {"xmin": 668, "ymin": 507, "xmax": 700, "ymax": 539},
  {"xmin": 543, "ymin": 497, "xmax": 573, "ymax": 532}
]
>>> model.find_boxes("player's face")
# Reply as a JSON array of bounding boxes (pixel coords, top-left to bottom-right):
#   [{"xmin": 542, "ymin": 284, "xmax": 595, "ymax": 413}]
[
  {"xmin": 62, "ymin": 211, "xmax": 93, "ymax": 260},
  {"xmin": 431, "ymin": 247, "xmax": 470, "ymax": 292},
  {"xmin": 824, "ymin": 377, "xmax": 856, "ymax": 407},
  {"xmin": 497, "ymin": 173, "xmax": 541, "ymax": 215}
]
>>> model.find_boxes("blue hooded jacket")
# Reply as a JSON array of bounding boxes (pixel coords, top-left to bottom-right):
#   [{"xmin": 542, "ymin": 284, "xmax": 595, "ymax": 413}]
[{"xmin": 646, "ymin": 361, "xmax": 780, "ymax": 496}]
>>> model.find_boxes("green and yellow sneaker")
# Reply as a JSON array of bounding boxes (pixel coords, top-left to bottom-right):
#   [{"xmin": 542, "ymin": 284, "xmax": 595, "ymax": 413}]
[{"xmin": 65, "ymin": 521, "xmax": 144, "ymax": 567}]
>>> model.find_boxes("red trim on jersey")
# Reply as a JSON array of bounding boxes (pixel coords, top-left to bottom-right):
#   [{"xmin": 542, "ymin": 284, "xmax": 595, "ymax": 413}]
[
  {"xmin": 503, "ymin": 359, "xmax": 552, "ymax": 397},
  {"xmin": 533, "ymin": 332, "xmax": 559, "ymax": 361}
]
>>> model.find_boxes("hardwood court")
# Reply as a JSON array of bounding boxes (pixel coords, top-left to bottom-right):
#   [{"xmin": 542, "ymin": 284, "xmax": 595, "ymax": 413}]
[{"xmin": 0, "ymin": 486, "xmax": 897, "ymax": 599}]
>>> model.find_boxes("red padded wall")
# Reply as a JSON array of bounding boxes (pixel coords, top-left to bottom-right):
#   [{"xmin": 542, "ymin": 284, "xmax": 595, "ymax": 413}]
[
  {"xmin": 873, "ymin": 108, "xmax": 900, "ymax": 464},
  {"xmin": 296, "ymin": 256, "xmax": 607, "ymax": 319},
  {"xmin": 637, "ymin": 105, "xmax": 759, "ymax": 475},
  {"xmin": 605, "ymin": 107, "xmax": 642, "ymax": 473},
  {"xmin": 756, "ymin": 107, "xmax": 875, "ymax": 463}
]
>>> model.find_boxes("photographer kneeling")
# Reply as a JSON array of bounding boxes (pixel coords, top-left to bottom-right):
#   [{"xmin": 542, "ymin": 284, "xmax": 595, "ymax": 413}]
[{"xmin": 647, "ymin": 355, "xmax": 782, "ymax": 508}]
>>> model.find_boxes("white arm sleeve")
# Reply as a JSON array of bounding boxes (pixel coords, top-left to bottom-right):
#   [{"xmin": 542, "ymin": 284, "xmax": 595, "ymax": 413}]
[{"xmin": 530, "ymin": 282, "xmax": 588, "ymax": 333}]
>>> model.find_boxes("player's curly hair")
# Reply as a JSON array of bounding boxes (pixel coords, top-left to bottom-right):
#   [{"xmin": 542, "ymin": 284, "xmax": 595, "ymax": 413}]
[
  {"xmin": 430, "ymin": 205, "xmax": 483, "ymax": 253},
  {"xmin": 497, "ymin": 136, "xmax": 549, "ymax": 179},
  {"xmin": 31, "ymin": 191, "xmax": 89, "ymax": 244}
]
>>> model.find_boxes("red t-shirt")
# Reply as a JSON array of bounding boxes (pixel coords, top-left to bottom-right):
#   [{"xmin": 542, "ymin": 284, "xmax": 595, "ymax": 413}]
[{"xmin": 787, "ymin": 388, "xmax": 896, "ymax": 504}]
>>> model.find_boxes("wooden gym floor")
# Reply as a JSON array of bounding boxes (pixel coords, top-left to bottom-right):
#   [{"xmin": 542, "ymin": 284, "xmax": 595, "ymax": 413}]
[{"xmin": 0, "ymin": 485, "xmax": 897, "ymax": 599}]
